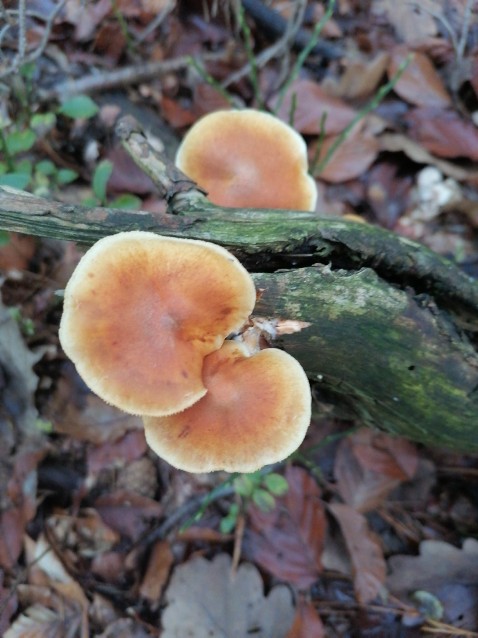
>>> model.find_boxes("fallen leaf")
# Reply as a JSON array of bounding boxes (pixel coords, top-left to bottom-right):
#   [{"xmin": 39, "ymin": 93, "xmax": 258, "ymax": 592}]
[
  {"xmin": 244, "ymin": 466, "xmax": 325, "ymax": 588},
  {"xmin": 161, "ymin": 553, "xmax": 295, "ymax": 638},
  {"xmin": 312, "ymin": 128, "xmax": 379, "ymax": 183},
  {"xmin": 372, "ymin": 0, "xmax": 438, "ymax": 43},
  {"xmin": 387, "ymin": 539, "xmax": 478, "ymax": 629},
  {"xmin": 286, "ymin": 598, "xmax": 325, "ymax": 638},
  {"xmin": 389, "ymin": 47, "xmax": 451, "ymax": 107},
  {"xmin": 94, "ymin": 490, "xmax": 162, "ymax": 539},
  {"xmin": 139, "ymin": 540, "xmax": 174, "ymax": 609},
  {"xmin": 0, "ymin": 233, "xmax": 36, "ymax": 271},
  {"xmin": 46, "ymin": 367, "xmax": 143, "ymax": 444},
  {"xmin": 378, "ymin": 132, "xmax": 478, "ymax": 183},
  {"xmin": 323, "ymin": 53, "xmax": 390, "ymax": 100},
  {"xmin": 329, "ymin": 503, "xmax": 386, "ymax": 603},
  {"xmin": 406, "ymin": 107, "xmax": 478, "ymax": 161},
  {"xmin": 271, "ymin": 79, "xmax": 356, "ymax": 135},
  {"xmin": 87, "ymin": 430, "xmax": 148, "ymax": 477},
  {"xmin": 0, "ymin": 570, "xmax": 17, "ymax": 635},
  {"xmin": 334, "ymin": 430, "xmax": 417, "ymax": 512}
]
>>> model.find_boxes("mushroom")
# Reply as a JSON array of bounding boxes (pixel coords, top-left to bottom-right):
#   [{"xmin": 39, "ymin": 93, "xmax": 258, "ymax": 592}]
[
  {"xmin": 59, "ymin": 231, "xmax": 256, "ymax": 416},
  {"xmin": 175, "ymin": 109, "xmax": 317, "ymax": 211},
  {"xmin": 143, "ymin": 340, "xmax": 311, "ymax": 473}
]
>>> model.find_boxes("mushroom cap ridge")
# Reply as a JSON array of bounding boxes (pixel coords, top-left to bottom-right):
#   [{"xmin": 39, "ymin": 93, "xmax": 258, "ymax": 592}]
[
  {"xmin": 143, "ymin": 340, "xmax": 312, "ymax": 473},
  {"xmin": 59, "ymin": 232, "xmax": 256, "ymax": 416}
]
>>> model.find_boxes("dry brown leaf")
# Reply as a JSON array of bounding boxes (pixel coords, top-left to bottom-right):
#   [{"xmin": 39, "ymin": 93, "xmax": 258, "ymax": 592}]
[
  {"xmin": 324, "ymin": 52, "xmax": 390, "ymax": 100},
  {"xmin": 94, "ymin": 490, "xmax": 162, "ymax": 539},
  {"xmin": 313, "ymin": 128, "xmax": 379, "ymax": 183},
  {"xmin": 329, "ymin": 503, "xmax": 386, "ymax": 604},
  {"xmin": 389, "ymin": 47, "xmax": 451, "ymax": 107},
  {"xmin": 0, "ymin": 570, "xmax": 17, "ymax": 635},
  {"xmin": 406, "ymin": 107, "xmax": 478, "ymax": 161},
  {"xmin": 244, "ymin": 466, "xmax": 326, "ymax": 588},
  {"xmin": 387, "ymin": 539, "xmax": 478, "ymax": 629},
  {"xmin": 139, "ymin": 540, "xmax": 174, "ymax": 609},
  {"xmin": 372, "ymin": 0, "xmax": 438, "ymax": 43},
  {"xmin": 46, "ymin": 371, "xmax": 143, "ymax": 444},
  {"xmin": 286, "ymin": 598, "xmax": 325, "ymax": 638},
  {"xmin": 334, "ymin": 430, "xmax": 417, "ymax": 512},
  {"xmin": 161, "ymin": 553, "xmax": 295, "ymax": 638},
  {"xmin": 4, "ymin": 603, "xmax": 80, "ymax": 638},
  {"xmin": 378, "ymin": 132, "xmax": 478, "ymax": 183},
  {"xmin": 271, "ymin": 79, "xmax": 356, "ymax": 135}
]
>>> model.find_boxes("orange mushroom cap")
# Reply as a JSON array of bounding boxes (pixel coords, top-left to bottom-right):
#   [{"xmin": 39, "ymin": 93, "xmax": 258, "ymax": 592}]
[
  {"xmin": 59, "ymin": 232, "xmax": 256, "ymax": 416},
  {"xmin": 175, "ymin": 109, "xmax": 317, "ymax": 211},
  {"xmin": 143, "ymin": 340, "xmax": 311, "ymax": 473}
]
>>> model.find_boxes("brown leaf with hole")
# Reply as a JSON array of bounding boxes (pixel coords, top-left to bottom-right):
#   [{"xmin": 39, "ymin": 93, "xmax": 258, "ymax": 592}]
[
  {"xmin": 286, "ymin": 598, "xmax": 325, "ymax": 638},
  {"xmin": 161, "ymin": 553, "xmax": 295, "ymax": 638},
  {"xmin": 406, "ymin": 107, "xmax": 478, "ymax": 161},
  {"xmin": 389, "ymin": 47, "xmax": 451, "ymax": 108},
  {"xmin": 329, "ymin": 503, "xmax": 386, "ymax": 604},
  {"xmin": 244, "ymin": 466, "xmax": 326, "ymax": 588},
  {"xmin": 271, "ymin": 79, "xmax": 356, "ymax": 135}
]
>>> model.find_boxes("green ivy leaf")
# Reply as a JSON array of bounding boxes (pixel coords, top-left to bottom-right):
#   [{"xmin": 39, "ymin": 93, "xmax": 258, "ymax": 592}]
[
  {"xmin": 57, "ymin": 168, "xmax": 78, "ymax": 185},
  {"xmin": 0, "ymin": 173, "xmax": 31, "ymax": 189},
  {"xmin": 5, "ymin": 129, "xmax": 37, "ymax": 155},
  {"xmin": 110, "ymin": 193, "xmax": 142, "ymax": 210},
  {"xmin": 252, "ymin": 489, "xmax": 276, "ymax": 512},
  {"xmin": 263, "ymin": 473, "xmax": 289, "ymax": 496},
  {"xmin": 59, "ymin": 95, "xmax": 99, "ymax": 119},
  {"xmin": 92, "ymin": 160, "xmax": 113, "ymax": 203}
]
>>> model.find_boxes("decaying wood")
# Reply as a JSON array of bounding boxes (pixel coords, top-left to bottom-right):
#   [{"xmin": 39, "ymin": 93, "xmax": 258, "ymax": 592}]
[{"xmin": 0, "ymin": 117, "xmax": 477, "ymax": 452}]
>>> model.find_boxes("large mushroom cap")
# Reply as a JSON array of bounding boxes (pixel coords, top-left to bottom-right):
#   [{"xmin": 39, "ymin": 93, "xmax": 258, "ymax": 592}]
[
  {"xmin": 143, "ymin": 341, "xmax": 311, "ymax": 473},
  {"xmin": 175, "ymin": 109, "xmax": 317, "ymax": 211},
  {"xmin": 59, "ymin": 232, "xmax": 256, "ymax": 416}
]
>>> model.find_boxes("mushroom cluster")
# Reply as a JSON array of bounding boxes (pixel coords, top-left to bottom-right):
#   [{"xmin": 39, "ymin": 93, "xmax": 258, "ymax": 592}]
[
  {"xmin": 60, "ymin": 231, "xmax": 311, "ymax": 473},
  {"xmin": 175, "ymin": 109, "xmax": 317, "ymax": 211}
]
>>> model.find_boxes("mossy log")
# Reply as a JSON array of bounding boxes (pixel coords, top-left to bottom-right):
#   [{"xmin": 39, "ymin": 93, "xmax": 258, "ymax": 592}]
[{"xmin": 0, "ymin": 118, "xmax": 477, "ymax": 452}]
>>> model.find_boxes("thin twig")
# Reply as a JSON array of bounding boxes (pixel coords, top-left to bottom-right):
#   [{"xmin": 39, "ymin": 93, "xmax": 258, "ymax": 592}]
[
  {"xmin": 40, "ymin": 51, "xmax": 226, "ymax": 101},
  {"xmin": 135, "ymin": 0, "xmax": 175, "ymax": 43},
  {"xmin": 222, "ymin": 0, "xmax": 307, "ymax": 90}
]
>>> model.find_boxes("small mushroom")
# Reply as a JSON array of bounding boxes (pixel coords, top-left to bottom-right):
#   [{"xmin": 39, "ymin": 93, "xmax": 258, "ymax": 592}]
[
  {"xmin": 59, "ymin": 232, "xmax": 256, "ymax": 416},
  {"xmin": 143, "ymin": 340, "xmax": 311, "ymax": 473},
  {"xmin": 175, "ymin": 109, "xmax": 317, "ymax": 211}
]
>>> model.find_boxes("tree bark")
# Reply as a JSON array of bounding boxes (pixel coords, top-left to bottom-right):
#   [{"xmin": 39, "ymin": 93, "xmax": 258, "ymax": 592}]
[{"xmin": 0, "ymin": 120, "xmax": 477, "ymax": 452}]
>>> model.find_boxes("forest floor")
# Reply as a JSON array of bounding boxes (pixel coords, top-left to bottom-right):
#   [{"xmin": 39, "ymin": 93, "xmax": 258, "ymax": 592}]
[{"xmin": 1, "ymin": 1, "xmax": 478, "ymax": 636}]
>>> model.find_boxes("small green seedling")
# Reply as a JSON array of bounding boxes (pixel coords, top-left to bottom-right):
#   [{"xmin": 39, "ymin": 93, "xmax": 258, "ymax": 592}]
[{"xmin": 219, "ymin": 471, "xmax": 289, "ymax": 534}]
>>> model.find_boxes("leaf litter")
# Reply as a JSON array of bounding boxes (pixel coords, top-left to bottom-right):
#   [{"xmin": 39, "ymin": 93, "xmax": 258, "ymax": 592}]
[{"xmin": 2, "ymin": 0, "xmax": 478, "ymax": 635}]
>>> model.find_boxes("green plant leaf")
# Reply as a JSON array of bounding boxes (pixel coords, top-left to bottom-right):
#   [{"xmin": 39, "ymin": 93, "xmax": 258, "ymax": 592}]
[
  {"xmin": 30, "ymin": 112, "xmax": 56, "ymax": 135},
  {"xmin": 219, "ymin": 503, "xmax": 239, "ymax": 534},
  {"xmin": 5, "ymin": 129, "xmax": 37, "ymax": 155},
  {"xmin": 0, "ymin": 173, "xmax": 31, "ymax": 189},
  {"xmin": 263, "ymin": 473, "xmax": 289, "ymax": 496},
  {"xmin": 36, "ymin": 160, "xmax": 56, "ymax": 176},
  {"xmin": 0, "ymin": 231, "xmax": 9, "ymax": 246},
  {"xmin": 252, "ymin": 489, "xmax": 276, "ymax": 512},
  {"xmin": 57, "ymin": 168, "xmax": 78, "ymax": 184},
  {"xmin": 16, "ymin": 159, "xmax": 32, "ymax": 175},
  {"xmin": 92, "ymin": 160, "xmax": 113, "ymax": 203},
  {"xmin": 234, "ymin": 475, "xmax": 257, "ymax": 498},
  {"xmin": 110, "ymin": 193, "xmax": 142, "ymax": 210},
  {"xmin": 59, "ymin": 95, "xmax": 99, "ymax": 119}
]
